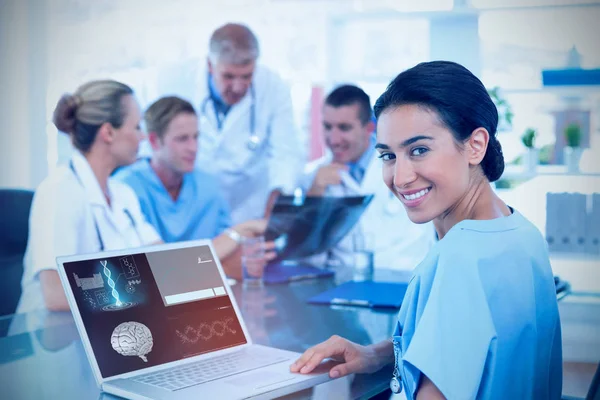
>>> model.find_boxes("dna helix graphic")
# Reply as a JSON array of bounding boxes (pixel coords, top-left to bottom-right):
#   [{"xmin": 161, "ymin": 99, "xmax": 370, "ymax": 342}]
[
  {"xmin": 175, "ymin": 318, "xmax": 237, "ymax": 344},
  {"xmin": 101, "ymin": 260, "xmax": 121, "ymax": 306}
]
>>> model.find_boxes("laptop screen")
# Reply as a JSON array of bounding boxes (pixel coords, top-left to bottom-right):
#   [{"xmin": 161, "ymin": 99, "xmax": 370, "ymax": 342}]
[{"xmin": 63, "ymin": 244, "xmax": 247, "ymax": 378}]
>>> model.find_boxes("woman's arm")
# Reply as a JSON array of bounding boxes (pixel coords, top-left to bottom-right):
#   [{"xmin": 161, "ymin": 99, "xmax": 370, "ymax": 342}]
[
  {"xmin": 212, "ymin": 219, "xmax": 267, "ymax": 261},
  {"xmin": 39, "ymin": 270, "xmax": 70, "ymax": 311},
  {"xmin": 416, "ymin": 375, "xmax": 446, "ymax": 400},
  {"xmin": 212, "ymin": 219, "xmax": 276, "ymax": 278},
  {"xmin": 212, "ymin": 233, "xmax": 239, "ymax": 260},
  {"xmin": 212, "ymin": 234, "xmax": 242, "ymax": 278},
  {"xmin": 27, "ymin": 183, "xmax": 81, "ymax": 313}
]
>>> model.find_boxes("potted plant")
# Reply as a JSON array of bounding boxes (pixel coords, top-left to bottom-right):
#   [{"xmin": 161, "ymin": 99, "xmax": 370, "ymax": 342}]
[
  {"xmin": 564, "ymin": 123, "xmax": 583, "ymax": 173},
  {"xmin": 521, "ymin": 127, "xmax": 538, "ymax": 172},
  {"xmin": 488, "ymin": 87, "xmax": 514, "ymax": 132}
]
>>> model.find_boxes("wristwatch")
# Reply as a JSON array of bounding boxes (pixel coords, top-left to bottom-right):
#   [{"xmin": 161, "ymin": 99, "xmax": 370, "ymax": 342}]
[{"xmin": 224, "ymin": 228, "xmax": 243, "ymax": 244}]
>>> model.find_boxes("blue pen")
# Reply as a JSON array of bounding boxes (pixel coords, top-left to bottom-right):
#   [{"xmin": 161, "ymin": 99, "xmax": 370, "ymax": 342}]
[{"xmin": 288, "ymin": 274, "xmax": 319, "ymax": 282}]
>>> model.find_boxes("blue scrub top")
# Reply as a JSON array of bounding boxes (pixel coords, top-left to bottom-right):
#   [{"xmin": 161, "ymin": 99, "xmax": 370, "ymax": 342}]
[
  {"xmin": 116, "ymin": 160, "xmax": 232, "ymax": 243},
  {"xmin": 393, "ymin": 209, "xmax": 562, "ymax": 400}
]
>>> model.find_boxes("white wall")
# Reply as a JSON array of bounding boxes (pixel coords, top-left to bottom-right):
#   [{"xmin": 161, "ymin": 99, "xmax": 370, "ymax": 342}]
[
  {"xmin": 0, "ymin": 0, "xmax": 47, "ymax": 190},
  {"xmin": 3, "ymin": 0, "xmax": 598, "ymax": 189},
  {"xmin": 429, "ymin": 12, "xmax": 481, "ymax": 77}
]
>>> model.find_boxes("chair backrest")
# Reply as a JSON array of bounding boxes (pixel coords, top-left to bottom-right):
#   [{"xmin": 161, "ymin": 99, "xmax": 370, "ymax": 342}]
[
  {"xmin": 587, "ymin": 362, "xmax": 600, "ymax": 400},
  {"xmin": 0, "ymin": 189, "xmax": 34, "ymax": 316},
  {"xmin": 555, "ymin": 275, "xmax": 571, "ymax": 301}
]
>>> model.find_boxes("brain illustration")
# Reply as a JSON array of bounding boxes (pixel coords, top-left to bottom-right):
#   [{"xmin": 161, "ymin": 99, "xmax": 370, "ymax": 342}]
[{"xmin": 110, "ymin": 321, "xmax": 153, "ymax": 362}]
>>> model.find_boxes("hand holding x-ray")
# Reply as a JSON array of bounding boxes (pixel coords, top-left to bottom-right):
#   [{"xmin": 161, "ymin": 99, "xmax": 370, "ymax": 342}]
[{"xmin": 265, "ymin": 194, "xmax": 374, "ymax": 262}]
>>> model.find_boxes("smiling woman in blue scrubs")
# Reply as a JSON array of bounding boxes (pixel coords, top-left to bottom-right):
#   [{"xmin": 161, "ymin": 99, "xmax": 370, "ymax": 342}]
[{"xmin": 291, "ymin": 61, "xmax": 562, "ymax": 399}]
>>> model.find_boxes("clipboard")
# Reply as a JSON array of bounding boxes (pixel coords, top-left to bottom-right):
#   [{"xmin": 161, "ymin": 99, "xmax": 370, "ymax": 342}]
[
  {"xmin": 307, "ymin": 281, "xmax": 408, "ymax": 309},
  {"xmin": 263, "ymin": 261, "xmax": 334, "ymax": 284}
]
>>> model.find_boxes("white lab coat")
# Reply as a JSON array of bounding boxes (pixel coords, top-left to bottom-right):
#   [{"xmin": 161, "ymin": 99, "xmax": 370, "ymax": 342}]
[
  {"xmin": 303, "ymin": 153, "xmax": 435, "ymax": 270},
  {"xmin": 17, "ymin": 151, "xmax": 160, "ymax": 314},
  {"xmin": 169, "ymin": 64, "xmax": 305, "ymax": 224}
]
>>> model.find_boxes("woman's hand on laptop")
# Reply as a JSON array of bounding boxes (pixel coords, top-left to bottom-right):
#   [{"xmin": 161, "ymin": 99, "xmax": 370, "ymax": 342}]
[{"xmin": 290, "ymin": 335, "xmax": 393, "ymax": 379}]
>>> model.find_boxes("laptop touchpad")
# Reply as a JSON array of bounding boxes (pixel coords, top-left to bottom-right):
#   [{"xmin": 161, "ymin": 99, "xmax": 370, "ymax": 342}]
[{"xmin": 225, "ymin": 371, "xmax": 297, "ymax": 389}]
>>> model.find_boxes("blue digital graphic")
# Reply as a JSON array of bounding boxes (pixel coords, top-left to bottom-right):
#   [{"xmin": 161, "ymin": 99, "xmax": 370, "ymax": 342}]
[{"xmin": 101, "ymin": 260, "xmax": 122, "ymax": 306}]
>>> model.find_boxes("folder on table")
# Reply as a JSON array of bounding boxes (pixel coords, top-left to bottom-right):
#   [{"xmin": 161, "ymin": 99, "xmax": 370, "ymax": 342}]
[
  {"xmin": 263, "ymin": 261, "xmax": 334, "ymax": 285},
  {"xmin": 307, "ymin": 281, "xmax": 408, "ymax": 309}
]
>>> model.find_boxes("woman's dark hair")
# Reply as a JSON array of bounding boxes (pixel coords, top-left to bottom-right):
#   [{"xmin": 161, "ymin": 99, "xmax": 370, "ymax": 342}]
[
  {"xmin": 53, "ymin": 80, "xmax": 134, "ymax": 153},
  {"xmin": 374, "ymin": 61, "xmax": 504, "ymax": 182}
]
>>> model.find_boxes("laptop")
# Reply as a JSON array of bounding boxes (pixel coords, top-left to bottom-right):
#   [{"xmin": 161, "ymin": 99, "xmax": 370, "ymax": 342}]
[{"xmin": 56, "ymin": 240, "xmax": 333, "ymax": 400}]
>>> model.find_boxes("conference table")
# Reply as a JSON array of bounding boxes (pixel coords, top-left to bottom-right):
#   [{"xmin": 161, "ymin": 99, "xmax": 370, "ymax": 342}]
[{"xmin": 0, "ymin": 268, "xmax": 409, "ymax": 400}]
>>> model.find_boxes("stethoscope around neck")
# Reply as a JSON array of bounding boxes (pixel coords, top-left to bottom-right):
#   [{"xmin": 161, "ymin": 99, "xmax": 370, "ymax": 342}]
[
  {"xmin": 199, "ymin": 78, "xmax": 261, "ymax": 151},
  {"xmin": 69, "ymin": 160, "xmax": 141, "ymax": 251}
]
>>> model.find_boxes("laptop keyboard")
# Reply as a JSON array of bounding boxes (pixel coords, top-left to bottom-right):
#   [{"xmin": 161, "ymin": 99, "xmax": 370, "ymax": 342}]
[{"xmin": 132, "ymin": 347, "xmax": 291, "ymax": 391}]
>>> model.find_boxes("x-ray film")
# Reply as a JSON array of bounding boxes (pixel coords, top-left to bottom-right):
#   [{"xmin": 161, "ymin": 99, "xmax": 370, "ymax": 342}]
[{"xmin": 265, "ymin": 194, "xmax": 374, "ymax": 261}]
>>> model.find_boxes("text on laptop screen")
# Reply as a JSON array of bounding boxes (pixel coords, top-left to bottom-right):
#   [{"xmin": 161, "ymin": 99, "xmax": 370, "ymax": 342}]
[{"xmin": 63, "ymin": 245, "xmax": 247, "ymax": 378}]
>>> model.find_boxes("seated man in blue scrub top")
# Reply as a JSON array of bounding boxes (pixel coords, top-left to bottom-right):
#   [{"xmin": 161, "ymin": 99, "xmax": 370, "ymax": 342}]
[
  {"xmin": 291, "ymin": 62, "xmax": 562, "ymax": 399},
  {"xmin": 117, "ymin": 96, "xmax": 269, "ymax": 276}
]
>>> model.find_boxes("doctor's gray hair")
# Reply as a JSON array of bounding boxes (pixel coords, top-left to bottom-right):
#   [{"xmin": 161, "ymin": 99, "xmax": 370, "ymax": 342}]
[
  {"xmin": 208, "ymin": 23, "xmax": 259, "ymax": 65},
  {"xmin": 53, "ymin": 80, "xmax": 133, "ymax": 152}
]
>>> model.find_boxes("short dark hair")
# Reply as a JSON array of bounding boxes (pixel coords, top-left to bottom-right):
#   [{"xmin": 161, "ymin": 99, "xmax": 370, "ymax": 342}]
[
  {"xmin": 325, "ymin": 85, "xmax": 372, "ymax": 125},
  {"xmin": 144, "ymin": 96, "xmax": 196, "ymax": 139},
  {"xmin": 374, "ymin": 61, "xmax": 504, "ymax": 182}
]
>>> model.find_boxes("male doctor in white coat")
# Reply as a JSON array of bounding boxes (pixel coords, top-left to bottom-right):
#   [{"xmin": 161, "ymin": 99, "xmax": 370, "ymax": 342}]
[
  {"xmin": 304, "ymin": 85, "xmax": 435, "ymax": 270},
  {"xmin": 186, "ymin": 23, "xmax": 305, "ymax": 224}
]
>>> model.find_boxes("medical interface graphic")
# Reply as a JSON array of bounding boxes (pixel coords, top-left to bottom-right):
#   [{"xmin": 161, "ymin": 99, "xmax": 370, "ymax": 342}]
[
  {"xmin": 73, "ymin": 256, "xmax": 144, "ymax": 312},
  {"xmin": 63, "ymin": 246, "xmax": 247, "ymax": 377},
  {"xmin": 111, "ymin": 321, "xmax": 154, "ymax": 362}
]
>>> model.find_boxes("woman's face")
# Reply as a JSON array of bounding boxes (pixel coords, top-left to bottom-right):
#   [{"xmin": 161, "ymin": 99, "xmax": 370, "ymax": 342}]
[
  {"xmin": 376, "ymin": 104, "xmax": 472, "ymax": 224},
  {"xmin": 110, "ymin": 95, "xmax": 144, "ymax": 167}
]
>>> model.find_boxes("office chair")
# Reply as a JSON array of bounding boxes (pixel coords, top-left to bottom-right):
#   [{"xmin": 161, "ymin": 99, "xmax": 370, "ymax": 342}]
[
  {"xmin": 563, "ymin": 362, "xmax": 600, "ymax": 400},
  {"xmin": 0, "ymin": 189, "xmax": 34, "ymax": 316},
  {"xmin": 555, "ymin": 275, "xmax": 571, "ymax": 301},
  {"xmin": 589, "ymin": 364, "xmax": 600, "ymax": 400}
]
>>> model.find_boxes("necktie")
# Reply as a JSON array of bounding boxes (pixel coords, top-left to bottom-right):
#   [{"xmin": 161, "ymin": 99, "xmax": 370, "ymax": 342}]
[{"xmin": 350, "ymin": 165, "xmax": 364, "ymax": 183}]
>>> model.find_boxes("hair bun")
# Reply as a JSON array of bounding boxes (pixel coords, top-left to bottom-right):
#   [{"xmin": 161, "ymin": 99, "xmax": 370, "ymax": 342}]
[
  {"xmin": 53, "ymin": 94, "xmax": 79, "ymax": 134},
  {"xmin": 482, "ymin": 135, "xmax": 505, "ymax": 182}
]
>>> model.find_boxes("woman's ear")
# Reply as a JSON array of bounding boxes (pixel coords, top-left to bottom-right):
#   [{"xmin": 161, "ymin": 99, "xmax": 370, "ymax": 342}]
[
  {"xmin": 466, "ymin": 127, "xmax": 489, "ymax": 166},
  {"xmin": 97, "ymin": 122, "xmax": 115, "ymax": 144}
]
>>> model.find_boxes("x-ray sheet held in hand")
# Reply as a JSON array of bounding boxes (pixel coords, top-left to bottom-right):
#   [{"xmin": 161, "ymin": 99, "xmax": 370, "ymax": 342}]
[{"xmin": 265, "ymin": 195, "xmax": 374, "ymax": 262}]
